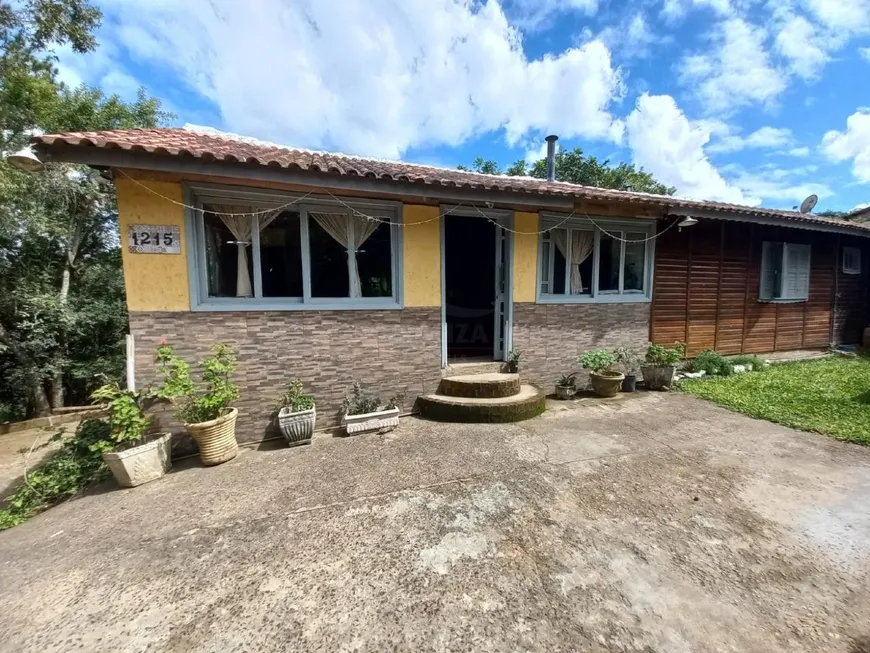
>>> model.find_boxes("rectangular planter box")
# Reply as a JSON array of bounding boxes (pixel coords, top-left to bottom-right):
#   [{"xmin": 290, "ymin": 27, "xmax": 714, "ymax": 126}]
[
  {"xmin": 102, "ymin": 432, "xmax": 172, "ymax": 488},
  {"xmin": 342, "ymin": 407, "xmax": 400, "ymax": 435}
]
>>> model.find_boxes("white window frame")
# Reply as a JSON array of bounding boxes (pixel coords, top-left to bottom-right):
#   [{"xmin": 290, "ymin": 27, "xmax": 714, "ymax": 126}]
[
  {"xmin": 185, "ymin": 183, "xmax": 403, "ymax": 311},
  {"xmin": 759, "ymin": 241, "xmax": 811, "ymax": 303},
  {"xmin": 842, "ymin": 246, "xmax": 861, "ymax": 275},
  {"xmin": 535, "ymin": 214, "xmax": 655, "ymax": 304}
]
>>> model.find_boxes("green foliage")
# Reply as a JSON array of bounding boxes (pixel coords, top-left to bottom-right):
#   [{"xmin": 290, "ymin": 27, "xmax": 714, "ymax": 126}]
[
  {"xmin": 680, "ymin": 356, "xmax": 870, "ymax": 445},
  {"xmin": 690, "ymin": 350, "xmax": 734, "ymax": 377},
  {"xmin": 557, "ymin": 373, "xmax": 576, "ymax": 388},
  {"xmin": 729, "ymin": 355, "xmax": 766, "ymax": 371},
  {"xmin": 580, "ymin": 349, "xmax": 616, "ymax": 374},
  {"xmin": 90, "ymin": 382, "xmax": 150, "ymax": 450},
  {"xmin": 459, "ymin": 147, "xmax": 675, "ymax": 196},
  {"xmin": 277, "ymin": 379, "xmax": 315, "ymax": 413},
  {"xmin": 0, "ymin": 418, "xmax": 112, "ymax": 529},
  {"xmin": 155, "ymin": 344, "xmax": 239, "ymax": 425},
  {"xmin": 342, "ymin": 381, "xmax": 381, "ymax": 416},
  {"xmin": 645, "ymin": 342, "xmax": 686, "ymax": 367},
  {"xmin": 613, "ymin": 346, "xmax": 642, "ymax": 375},
  {"xmin": 508, "ymin": 350, "xmax": 521, "ymax": 363}
]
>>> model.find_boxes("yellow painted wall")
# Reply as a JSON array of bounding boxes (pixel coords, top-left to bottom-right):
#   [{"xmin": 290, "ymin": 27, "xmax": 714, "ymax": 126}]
[
  {"xmin": 403, "ymin": 205, "xmax": 441, "ymax": 307},
  {"xmin": 116, "ymin": 177, "xmax": 190, "ymax": 312},
  {"xmin": 513, "ymin": 212, "xmax": 539, "ymax": 303}
]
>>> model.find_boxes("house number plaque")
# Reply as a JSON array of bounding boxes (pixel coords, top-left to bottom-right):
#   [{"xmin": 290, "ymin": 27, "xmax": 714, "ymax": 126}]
[{"xmin": 128, "ymin": 224, "xmax": 181, "ymax": 254}]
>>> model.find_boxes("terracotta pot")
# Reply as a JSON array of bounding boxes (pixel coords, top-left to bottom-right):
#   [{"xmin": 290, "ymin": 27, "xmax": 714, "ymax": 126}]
[
  {"xmin": 278, "ymin": 405, "xmax": 316, "ymax": 446},
  {"xmin": 641, "ymin": 365, "xmax": 677, "ymax": 390},
  {"xmin": 102, "ymin": 432, "xmax": 172, "ymax": 488},
  {"xmin": 185, "ymin": 407, "xmax": 239, "ymax": 466},
  {"xmin": 589, "ymin": 371, "xmax": 625, "ymax": 398}
]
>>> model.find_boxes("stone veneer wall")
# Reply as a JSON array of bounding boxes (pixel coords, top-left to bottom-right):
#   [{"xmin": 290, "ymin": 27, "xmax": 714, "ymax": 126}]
[
  {"xmin": 512, "ymin": 302, "xmax": 651, "ymax": 388},
  {"xmin": 129, "ymin": 309, "xmax": 442, "ymax": 451}
]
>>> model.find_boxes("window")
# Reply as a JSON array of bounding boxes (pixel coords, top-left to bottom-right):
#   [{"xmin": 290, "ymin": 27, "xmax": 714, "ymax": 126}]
[
  {"xmin": 843, "ymin": 246, "xmax": 861, "ymax": 275},
  {"xmin": 538, "ymin": 217, "xmax": 653, "ymax": 301},
  {"xmin": 191, "ymin": 188, "xmax": 401, "ymax": 309},
  {"xmin": 759, "ymin": 242, "xmax": 811, "ymax": 302}
]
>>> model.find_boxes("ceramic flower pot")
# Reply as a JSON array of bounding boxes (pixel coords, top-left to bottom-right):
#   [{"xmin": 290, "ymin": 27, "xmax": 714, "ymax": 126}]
[
  {"xmin": 102, "ymin": 432, "xmax": 172, "ymax": 488},
  {"xmin": 278, "ymin": 405, "xmax": 316, "ymax": 445},
  {"xmin": 185, "ymin": 407, "xmax": 239, "ymax": 466},
  {"xmin": 589, "ymin": 371, "xmax": 625, "ymax": 398},
  {"xmin": 641, "ymin": 365, "xmax": 676, "ymax": 391},
  {"xmin": 342, "ymin": 406, "xmax": 400, "ymax": 435},
  {"xmin": 555, "ymin": 385, "xmax": 575, "ymax": 399}
]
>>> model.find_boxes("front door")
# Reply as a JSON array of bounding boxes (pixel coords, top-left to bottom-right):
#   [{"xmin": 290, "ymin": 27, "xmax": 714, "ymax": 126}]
[{"xmin": 493, "ymin": 222, "xmax": 508, "ymax": 360}]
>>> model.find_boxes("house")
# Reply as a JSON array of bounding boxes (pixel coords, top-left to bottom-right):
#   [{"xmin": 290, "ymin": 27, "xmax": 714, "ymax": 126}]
[{"xmin": 28, "ymin": 128, "xmax": 870, "ymax": 443}]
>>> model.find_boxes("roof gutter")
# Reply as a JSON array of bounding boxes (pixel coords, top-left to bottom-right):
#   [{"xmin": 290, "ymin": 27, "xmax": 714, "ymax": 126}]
[{"xmin": 666, "ymin": 205, "xmax": 870, "ymax": 238}]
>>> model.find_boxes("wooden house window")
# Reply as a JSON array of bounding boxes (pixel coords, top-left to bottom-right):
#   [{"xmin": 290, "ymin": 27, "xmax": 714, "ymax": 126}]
[
  {"xmin": 842, "ymin": 247, "xmax": 861, "ymax": 275},
  {"xmin": 759, "ymin": 242, "xmax": 811, "ymax": 302}
]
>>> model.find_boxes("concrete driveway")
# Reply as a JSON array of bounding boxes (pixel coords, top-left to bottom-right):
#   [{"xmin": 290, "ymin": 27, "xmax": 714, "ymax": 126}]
[{"xmin": 1, "ymin": 393, "xmax": 869, "ymax": 653}]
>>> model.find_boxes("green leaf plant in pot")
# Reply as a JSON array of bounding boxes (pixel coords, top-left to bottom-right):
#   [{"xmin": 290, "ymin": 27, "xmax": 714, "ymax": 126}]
[
  {"xmin": 579, "ymin": 349, "xmax": 624, "ymax": 398},
  {"xmin": 506, "ymin": 349, "xmax": 521, "ymax": 374},
  {"xmin": 641, "ymin": 342, "xmax": 686, "ymax": 391},
  {"xmin": 276, "ymin": 379, "xmax": 316, "ymax": 446},
  {"xmin": 155, "ymin": 343, "xmax": 241, "ymax": 466},
  {"xmin": 91, "ymin": 382, "xmax": 171, "ymax": 488},
  {"xmin": 555, "ymin": 373, "xmax": 576, "ymax": 400}
]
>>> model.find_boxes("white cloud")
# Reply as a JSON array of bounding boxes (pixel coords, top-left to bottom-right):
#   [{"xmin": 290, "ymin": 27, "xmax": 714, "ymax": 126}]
[
  {"xmin": 852, "ymin": 202, "xmax": 870, "ymax": 211},
  {"xmin": 661, "ymin": 0, "xmax": 735, "ymax": 21},
  {"xmin": 504, "ymin": 0, "xmax": 598, "ymax": 30},
  {"xmin": 862, "ymin": 47, "xmax": 870, "ymax": 62},
  {"xmin": 822, "ymin": 109, "xmax": 870, "ymax": 183},
  {"xmin": 600, "ymin": 13, "xmax": 660, "ymax": 59},
  {"xmin": 679, "ymin": 18, "xmax": 786, "ymax": 113},
  {"xmin": 625, "ymin": 93, "xmax": 758, "ymax": 204},
  {"xmin": 804, "ymin": 0, "xmax": 870, "ymax": 34},
  {"xmin": 774, "ymin": 14, "xmax": 829, "ymax": 79},
  {"xmin": 787, "ymin": 146, "xmax": 811, "ymax": 157},
  {"xmin": 707, "ymin": 125, "xmax": 794, "ymax": 153},
  {"xmin": 90, "ymin": 0, "xmax": 624, "ymax": 159}
]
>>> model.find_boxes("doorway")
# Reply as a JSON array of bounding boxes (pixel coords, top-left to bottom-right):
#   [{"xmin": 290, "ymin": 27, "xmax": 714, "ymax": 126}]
[{"xmin": 443, "ymin": 214, "xmax": 509, "ymax": 362}]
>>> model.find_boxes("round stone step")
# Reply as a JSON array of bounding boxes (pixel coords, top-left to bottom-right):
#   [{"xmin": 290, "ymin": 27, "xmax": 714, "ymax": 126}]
[
  {"xmin": 417, "ymin": 385, "xmax": 546, "ymax": 423},
  {"xmin": 437, "ymin": 373, "xmax": 520, "ymax": 399}
]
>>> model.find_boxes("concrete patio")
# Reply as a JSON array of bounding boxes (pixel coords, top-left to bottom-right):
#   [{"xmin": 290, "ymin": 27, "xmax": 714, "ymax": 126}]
[{"xmin": 1, "ymin": 392, "xmax": 869, "ymax": 652}]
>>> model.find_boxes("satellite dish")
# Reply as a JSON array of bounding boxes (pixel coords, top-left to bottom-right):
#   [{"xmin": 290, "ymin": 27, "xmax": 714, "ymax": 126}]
[{"xmin": 799, "ymin": 194, "xmax": 818, "ymax": 214}]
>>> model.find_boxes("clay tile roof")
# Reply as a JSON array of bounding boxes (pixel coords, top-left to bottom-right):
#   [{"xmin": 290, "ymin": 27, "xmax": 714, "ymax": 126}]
[{"xmin": 32, "ymin": 127, "xmax": 870, "ymax": 234}]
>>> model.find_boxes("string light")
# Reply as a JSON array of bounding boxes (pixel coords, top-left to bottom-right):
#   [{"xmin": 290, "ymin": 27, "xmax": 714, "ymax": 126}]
[{"xmin": 115, "ymin": 168, "xmax": 681, "ymax": 241}]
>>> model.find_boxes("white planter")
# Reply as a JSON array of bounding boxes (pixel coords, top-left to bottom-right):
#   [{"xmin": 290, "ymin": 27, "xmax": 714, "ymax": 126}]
[
  {"xmin": 342, "ymin": 406, "xmax": 400, "ymax": 435},
  {"xmin": 278, "ymin": 405, "xmax": 316, "ymax": 445},
  {"xmin": 102, "ymin": 432, "xmax": 172, "ymax": 488}
]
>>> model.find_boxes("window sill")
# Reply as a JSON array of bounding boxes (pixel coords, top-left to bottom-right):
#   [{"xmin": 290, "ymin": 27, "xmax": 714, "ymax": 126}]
[
  {"xmin": 757, "ymin": 298, "xmax": 808, "ymax": 304},
  {"xmin": 192, "ymin": 300, "xmax": 403, "ymax": 312},
  {"xmin": 536, "ymin": 294, "xmax": 651, "ymax": 305}
]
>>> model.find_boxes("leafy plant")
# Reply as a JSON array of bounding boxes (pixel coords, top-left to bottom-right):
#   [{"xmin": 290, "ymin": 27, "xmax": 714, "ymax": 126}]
[
  {"xmin": 90, "ymin": 382, "xmax": 152, "ymax": 451},
  {"xmin": 154, "ymin": 343, "xmax": 239, "ymax": 424},
  {"xmin": 580, "ymin": 349, "xmax": 617, "ymax": 374},
  {"xmin": 0, "ymin": 419, "xmax": 113, "ymax": 530},
  {"xmin": 385, "ymin": 392, "xmax": 406, "ymax": 411},
  {"xmin": 508, "ymin": 350, "xmax": 522, "ymax": 364},
  {"xmin": 690, "ymin": 350, "xmax": 734, "ymax": 377},
  {"xmin": 277, "ymin": 379, "xmax": 315, "ymax": 413},
  {"xmin": 557, "ymin": 373, "xmax": 577, "ymax": 388},
  {"xmin": 613, "ymin": 346, "xmax": 642, "ymax": 375},
  {"xmin": 645, "ymin": 342, "xmax": 686, "ymax": 367},
  {"xmin": 342, "ymin": 382, "xmax": 381, "ymax": 416},
  {"xmin": 729, "ymin": 355, "xmax": 765, "ymax": 371}
]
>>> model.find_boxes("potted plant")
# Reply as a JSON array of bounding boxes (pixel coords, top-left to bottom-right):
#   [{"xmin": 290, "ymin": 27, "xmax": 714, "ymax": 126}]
[
  {"xmin": 506, "ymin": 350, "xmax": 521, "ymax": 374},
  {"xmin": 614, "ymin": 346, "xmax": 642, "ymax": 393},
  {"xmin": 641, "ymin": 342, "xmax": 686, "ymax": 390},
  {"xmin": 155, "ymin": 343, "xmax": 241, "ymax": 466},
  {"xmin": 276, "ymin": 379, "xmax": 316, "ymax": 446},
  {"xmin": 341, "ymin": 382, "xmax": 404, "ymax": 436},
  {"xmin": 91, "ymin": 382, "xmax": 171, "ymax": 488},
  {"xmin": 579, "ymin": 349, "xmax": 625, "ymax": 398},
  {"xmin": 555, "ymin": 374, "xmax": 576, "ymax": 399}
]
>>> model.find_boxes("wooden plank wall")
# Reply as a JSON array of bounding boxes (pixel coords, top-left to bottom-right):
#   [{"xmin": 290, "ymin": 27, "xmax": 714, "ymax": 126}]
[{"xmin": 651, "ymin": 219, "xmax": 869, "ymax": 356}]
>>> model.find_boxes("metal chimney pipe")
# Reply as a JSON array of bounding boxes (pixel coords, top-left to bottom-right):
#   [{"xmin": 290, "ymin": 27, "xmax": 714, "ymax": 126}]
[{"xmin": 545, "ymin": 135, "xmax": 558, "ymax": 182}]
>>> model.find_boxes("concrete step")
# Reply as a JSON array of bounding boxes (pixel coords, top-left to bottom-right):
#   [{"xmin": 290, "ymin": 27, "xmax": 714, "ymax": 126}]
[
  {"xmin": 438, "ymin": 373, "xmax": 520, "ymax": 399},
  {"xmin": 443, "ymin": 361, "xmax": 505, "ymax": 377},
  {"xmin": 417, "ymin": 385, "xmax": 546, "ymax": 423}
]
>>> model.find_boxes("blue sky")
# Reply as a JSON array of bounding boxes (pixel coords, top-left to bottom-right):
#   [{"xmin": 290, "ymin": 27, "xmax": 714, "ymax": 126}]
[{"xmin": 56, "ymin": 0, "xmax": 870, "ymax": 212}]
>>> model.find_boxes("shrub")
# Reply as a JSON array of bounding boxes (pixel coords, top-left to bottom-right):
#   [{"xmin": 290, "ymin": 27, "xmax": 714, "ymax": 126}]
[
  {"xmin": 90, "ymin": 382, "xmax": 151, "ymax": 451},
  {"xmin": 580, "ymin": 349, "xmax": 617, "ymax": 374},
  {"xmin": 155, "ymin": 344, "xmax": 239, "ymax": 424},
  {"xmin": 691, "ymin": 350, "xmax": 734, "ymax": 377},
  {"xmin": 277, "ymin": 379, "xmax": 315, "ymax": 413},
  {"xmin": 342, "ymin": 381, "xmax": 380, "ymax": 416},
  {"xmin": 729, "ymin": 355, "xmax": 766, "ymax": 371},
  {"xmin": 645, "ymin": 342, "xmax": 686, "ymax": 367},
  {"xmin": 0, "ymin": 419, "xmax": 113, "ymax": 530},
  {"xmin": 613, "ymin": 346, "xmax": 642, "ymax": 375}
]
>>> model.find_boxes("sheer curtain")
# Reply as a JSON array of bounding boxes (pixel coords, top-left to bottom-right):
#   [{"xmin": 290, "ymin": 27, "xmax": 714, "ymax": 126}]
[
  {"xmin": 210, "ymin": 205, "xmax": 282, "ymax": 297},
  {"xmin": 570, "ymin": 230, "xmax": 594, "ymax": 294},
  {"xmin": 310, "ymin": 211, "xmax": 381, "ymax": 297}
]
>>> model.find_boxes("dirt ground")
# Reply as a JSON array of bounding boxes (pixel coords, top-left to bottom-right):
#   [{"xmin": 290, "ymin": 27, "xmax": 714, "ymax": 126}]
[{"xmin": 0, "ymin": 392, "xmax": 869, "ymax": 653}]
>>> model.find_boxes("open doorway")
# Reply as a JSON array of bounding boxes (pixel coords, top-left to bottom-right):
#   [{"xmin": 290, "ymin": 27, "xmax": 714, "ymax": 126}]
[{"xmin": 444, "ymin": 215, "xmax": 497, "ymax": 360}]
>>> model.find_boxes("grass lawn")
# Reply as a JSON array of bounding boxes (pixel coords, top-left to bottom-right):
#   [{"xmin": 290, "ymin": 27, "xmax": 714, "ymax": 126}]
[{"xmin": 680, "ymin": 355, "xmax": 870, "ymax": 445}]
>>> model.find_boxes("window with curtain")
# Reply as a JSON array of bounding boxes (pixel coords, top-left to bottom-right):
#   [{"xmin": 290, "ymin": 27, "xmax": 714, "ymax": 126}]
[
  {"xmin": 539, "ymin": 217, "xmax": 653, "ymax": 302},
  {"xmin": 759, "ymin": 242, "xmax": 811, "ymax": 302},
  {"xmin": 194, "ymin": 192, "xmax": 400, "ymax": 309}
]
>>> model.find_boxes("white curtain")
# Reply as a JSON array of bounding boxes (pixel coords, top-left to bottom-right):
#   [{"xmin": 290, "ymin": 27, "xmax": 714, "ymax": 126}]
[
  {"xmin": 570, "ymin": 230, "xmax": 595, "ymax": 294},
  {"xmin": 211, "ymin": 205, "xmax": 282, "ymax": 298},
  {"xmin": 310, "ymin": 211, "xmax": 380, "ymax": 297}
]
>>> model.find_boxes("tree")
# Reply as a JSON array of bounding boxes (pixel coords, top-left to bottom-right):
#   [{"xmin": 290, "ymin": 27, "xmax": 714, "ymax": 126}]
[
  {"xmin": 0, "ymin": 0, "xmax": 169, "ymax": 419},
  {"xmin": 459, "ymin": 147, "xmax": 676, "ymax": 196}
]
